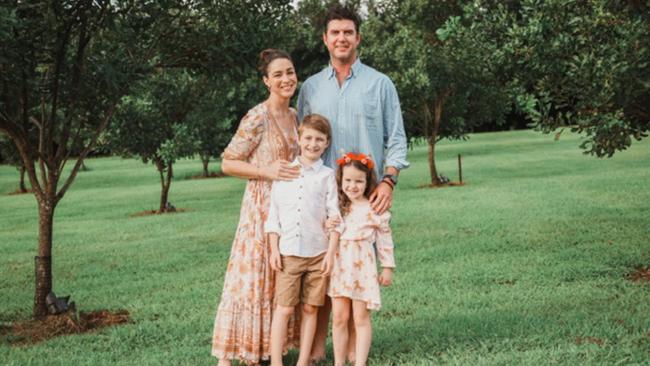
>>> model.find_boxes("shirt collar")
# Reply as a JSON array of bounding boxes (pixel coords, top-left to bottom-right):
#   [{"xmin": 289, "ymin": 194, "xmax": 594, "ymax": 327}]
[
  {"xmin": 326, "ymin": 58, "xmax": 362, "ymax": 80},
  {"xmin": 293, "ymin": 156, "xmax": 324, "ymax": 172}
]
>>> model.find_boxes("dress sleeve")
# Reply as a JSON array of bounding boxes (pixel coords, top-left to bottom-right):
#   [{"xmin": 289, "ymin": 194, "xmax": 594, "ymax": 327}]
[
  {"xmin": 376, "ymin": 211, "xmax": 395, "ymax": 268},
  {"xmin": 221, "ymin": 110, "xmax": 265, "ymax": 161}
]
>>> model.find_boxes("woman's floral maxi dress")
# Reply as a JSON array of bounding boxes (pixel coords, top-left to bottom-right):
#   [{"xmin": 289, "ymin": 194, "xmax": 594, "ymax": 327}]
[{"xmin": 212, "ymin": 103, "xmax": 300, "ymax": 363}]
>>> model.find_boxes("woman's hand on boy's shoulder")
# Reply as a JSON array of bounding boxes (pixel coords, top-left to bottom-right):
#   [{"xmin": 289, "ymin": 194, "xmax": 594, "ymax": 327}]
[{"xmin": 378, "ymin": 267, "xmax": 394, "ymax": 287}]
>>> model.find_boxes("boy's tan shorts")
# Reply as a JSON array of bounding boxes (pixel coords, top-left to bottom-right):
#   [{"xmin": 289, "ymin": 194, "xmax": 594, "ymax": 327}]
[{"xmin": 275, "ymin": 253, "xmax": 327, "ymax": 307}]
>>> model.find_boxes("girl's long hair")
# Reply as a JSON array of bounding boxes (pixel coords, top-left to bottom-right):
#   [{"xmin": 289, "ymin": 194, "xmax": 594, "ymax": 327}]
[{"xmin": 336, "ymin": 160, "xmax": 377, "ymax": 216}]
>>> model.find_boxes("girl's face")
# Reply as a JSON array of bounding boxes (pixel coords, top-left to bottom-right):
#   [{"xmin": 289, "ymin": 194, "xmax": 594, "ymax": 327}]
[
  {"xmin": 263, "ymin": 58, "xmax": 297, "ymax": 100},
  {"xmin": 341, "ymin": 164, "xmax": 368, "ymax": 202}
]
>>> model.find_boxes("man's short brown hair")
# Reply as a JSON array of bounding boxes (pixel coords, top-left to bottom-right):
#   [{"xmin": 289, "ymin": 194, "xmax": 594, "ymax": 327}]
[{"xmin": 299, "ymin": 114, "xmax": 331, "ymax": 141}]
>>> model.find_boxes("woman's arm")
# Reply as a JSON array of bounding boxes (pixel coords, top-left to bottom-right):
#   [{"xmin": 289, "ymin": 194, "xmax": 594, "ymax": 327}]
[{"xmin": 222, "ymin": 158, "xmax": 300, "ymax": 181}]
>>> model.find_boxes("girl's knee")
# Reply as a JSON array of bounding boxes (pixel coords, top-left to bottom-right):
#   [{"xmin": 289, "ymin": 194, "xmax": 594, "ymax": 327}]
[{"xmin": 332, "ymin": 309, "xmax": 350, "ymax": 327}]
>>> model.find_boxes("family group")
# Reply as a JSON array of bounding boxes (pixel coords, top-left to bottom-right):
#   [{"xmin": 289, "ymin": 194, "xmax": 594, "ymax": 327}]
[{"xmin": 210, "ymin": 5, "xmax": 409, "ymax": 366}]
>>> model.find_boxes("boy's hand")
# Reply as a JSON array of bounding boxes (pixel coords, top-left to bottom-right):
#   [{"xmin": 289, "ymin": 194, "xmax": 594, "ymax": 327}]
[
  {"xmin": 320, "ymin": 251, "xmax": 335, "ymax": 275},
  {"xmin": 378, "ymin": 268, "xmax": 394, "ymax": 286},
  {"xmin": 269, "ymin": 249, "xmax": 283, "ymax": 271}
]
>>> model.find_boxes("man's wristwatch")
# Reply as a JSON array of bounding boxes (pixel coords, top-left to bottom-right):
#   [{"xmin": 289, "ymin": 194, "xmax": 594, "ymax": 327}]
[{"xmin": 382, "ymin": 174, "xmax": 398, "ymax": 188}]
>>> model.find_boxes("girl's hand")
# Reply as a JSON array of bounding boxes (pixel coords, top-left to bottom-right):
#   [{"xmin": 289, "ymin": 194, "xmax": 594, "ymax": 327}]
[
  {"xmin": 320, "ymin": 250, "xmax": 335, "ymax": 275},
  {"xmin": 378, "ymin": 268, "xmax": 394, "ymax": 286},
  {"xmin": 261, "ymin": 159, "xmax": 300, "ymax": 181},
  {"xmin": 324, "ymin": 216, "xmax": 341, "ymax": 230},
  {"xmin": 269, "ymin": 249, "xmax": 283, "ymax": 272}
]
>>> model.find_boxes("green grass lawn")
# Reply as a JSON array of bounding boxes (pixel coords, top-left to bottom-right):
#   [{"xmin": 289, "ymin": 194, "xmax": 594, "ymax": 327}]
[{"xmin": 1, "ymin": 129, "xmax": 649, "ymax": 365}]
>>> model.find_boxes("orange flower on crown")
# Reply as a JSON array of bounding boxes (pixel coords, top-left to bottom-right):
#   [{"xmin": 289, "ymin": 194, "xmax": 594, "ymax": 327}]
[{"xmin": 336, "ymin": 152, "xmax": 375, "ymax": 169}]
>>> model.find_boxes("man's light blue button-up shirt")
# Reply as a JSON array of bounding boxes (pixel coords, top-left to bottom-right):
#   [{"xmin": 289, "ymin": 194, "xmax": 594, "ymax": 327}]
[{"xmin": 297, "ymin": 58, "xmax": 409, "ymax": 180}]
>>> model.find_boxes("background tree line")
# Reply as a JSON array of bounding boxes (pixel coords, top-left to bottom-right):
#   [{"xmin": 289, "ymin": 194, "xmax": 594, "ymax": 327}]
[{"xmin": 1, "ymin": 0, "xmax": 648, "ymax": 317}]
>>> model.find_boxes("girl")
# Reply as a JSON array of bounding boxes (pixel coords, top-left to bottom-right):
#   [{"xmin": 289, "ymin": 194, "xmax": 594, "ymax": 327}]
[{"xmin": 327, "ymin": 152, "xmax": 396, "ymax": 366}]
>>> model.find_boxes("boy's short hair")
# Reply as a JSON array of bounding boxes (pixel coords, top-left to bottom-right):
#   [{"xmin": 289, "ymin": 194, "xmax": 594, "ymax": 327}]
[
  {"xmin": 299, "ymin": 114, "xmax": 331, "ymax": 141},
  {"xmin": 323, "ymin": 4, "xmax": 361, "ymax": 33}
]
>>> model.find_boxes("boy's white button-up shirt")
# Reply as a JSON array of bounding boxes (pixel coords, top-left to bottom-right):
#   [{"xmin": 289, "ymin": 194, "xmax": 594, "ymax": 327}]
[{"xmin": 264, "ymin": 158, "xmax": 342, "ymax": 258}]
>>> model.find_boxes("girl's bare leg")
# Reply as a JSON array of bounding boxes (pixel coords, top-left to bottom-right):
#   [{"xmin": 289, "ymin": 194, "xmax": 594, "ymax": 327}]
[
  {"xmin": 347, "ymin": 314, "xmax": 356, "ymax": 363},
  {"xmin": 311, "ymin": 295, "xmax": 331, "ymax": 361},
  {"xmin": 331, "ymin": 297, "xmax": 351, "ymax": 366},
  {"xmin": 217, "ymin": 359, "xmax": 231, "ymax": 366},
  {"xmin": 352, "ymin": 300, "xmax": 372, "ymax": 366}
]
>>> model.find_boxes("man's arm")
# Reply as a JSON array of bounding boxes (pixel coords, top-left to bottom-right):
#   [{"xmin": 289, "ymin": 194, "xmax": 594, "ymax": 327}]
[{"xmin": 370, "ymin": 78, "xmax": 409, "ymax": 214}]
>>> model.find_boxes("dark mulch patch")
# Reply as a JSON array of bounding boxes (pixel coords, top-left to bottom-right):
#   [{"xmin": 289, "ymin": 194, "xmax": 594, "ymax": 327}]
[
  {"xmin": 7, "ymin": 189, "xmax": 32, "ymax": 195},
  {"xmin": 130, "ymin": 208, "xmax": 190, "ymax": 217},
  {"xmin": 575, "ymin": 336, "xmax": 604, "ymax": 347},
  {"xmin": 2, "ymin": 309, "xmax": 130, "ymax": 346},
  {"xmin": 187, "ymin": 171, "xmax": 227, "ymax": 180},
  {"xmin": 628, "ymin": 266, "xmax": 650, "ymax": 282},
  {"xmin": 418, "ymin": 181, "xmax": 466, "ymax": 189}
]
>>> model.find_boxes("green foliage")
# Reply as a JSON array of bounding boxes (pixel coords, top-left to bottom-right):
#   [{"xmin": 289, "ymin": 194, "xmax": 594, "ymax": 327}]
[{"xmin": 461, "ymin": 0, "xmax": 650, "ymax": 157}]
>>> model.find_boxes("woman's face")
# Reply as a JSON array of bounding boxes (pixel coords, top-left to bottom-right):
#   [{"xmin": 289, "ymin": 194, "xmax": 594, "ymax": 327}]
[{"xmin": 263, "ymin": 58, "xmax": 297, "ymax": 100}]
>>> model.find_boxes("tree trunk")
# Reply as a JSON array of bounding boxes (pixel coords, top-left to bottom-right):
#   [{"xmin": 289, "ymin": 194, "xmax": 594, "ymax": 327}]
[
  {"xmin": 202, "ymin": 157, "xmax": 209, "ymax": 177},
  {"xmin": 34, "ymin": 198, "xmax": 56, "ymax": 318},
  {"xmin": 157, "ymin": 160, "xmax": 173, "ymax": 213},
  {"xmin": 19, "ymin": 165, "xmax": 27, "ymax": 193},
  {"xmin": 428, "ymin": 96, "xmax": 445, "ymax": 185}
]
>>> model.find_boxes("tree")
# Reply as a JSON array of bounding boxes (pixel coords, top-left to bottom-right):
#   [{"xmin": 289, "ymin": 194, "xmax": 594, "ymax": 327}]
[
  {"xmin": 362, "ymin": 0, "xmax": 509, "ymax": 185},
  {"xmin": 109, "ymin": 71, "xmax": 200, "ymax": 212},
  {"xmin": 0, "ymin": 0, "xmax": 199, "ymax": 318},
  {"xmin": 186, "ymin": 76, "xmax": 234, "ymax": 177},
  {"xmin": 461, "ymin": 0, "xmax": 650, "ymax": 157}
]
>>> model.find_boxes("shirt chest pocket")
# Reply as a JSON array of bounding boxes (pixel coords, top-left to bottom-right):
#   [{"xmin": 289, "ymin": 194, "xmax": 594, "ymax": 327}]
[{"xmin": 358, "ymin": 91, "xmax": 381, "ymax": 133}]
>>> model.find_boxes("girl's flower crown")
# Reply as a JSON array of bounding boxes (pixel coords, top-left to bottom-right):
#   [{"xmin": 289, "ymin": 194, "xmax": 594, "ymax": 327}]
[{"xmin": 336, "ymin": 152, "xmax": 375, "ymax": 169}]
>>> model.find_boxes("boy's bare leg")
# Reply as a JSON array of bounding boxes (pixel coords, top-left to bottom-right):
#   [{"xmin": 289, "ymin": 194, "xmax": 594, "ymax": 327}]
[
  {"xmin": 297, "ymin": 304, "xmax": 319, "ymax": 366},
  {"xmin": 271, "ymin": 305, "xmax": 295, "ymax": 366},
  {"xmin": 352, "ymin": 300, "xmax": 372, "ymax": 366},
  {"xmin": 331, "ymin": 297, "xmax": 351, "ymax": 366},
  {"xmin": 310, "ymin": 295, "xmax": 331, "ymax": 361}
]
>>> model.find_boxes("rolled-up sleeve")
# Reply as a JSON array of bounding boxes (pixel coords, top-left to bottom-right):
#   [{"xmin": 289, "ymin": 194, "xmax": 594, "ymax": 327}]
[
  {"xmin": 296, "ymin": 83, "xmax": 311, "ymax": 122},
  {"xmin": 381, "ymin": 78, "xmax": 410, "ymax": 171}
]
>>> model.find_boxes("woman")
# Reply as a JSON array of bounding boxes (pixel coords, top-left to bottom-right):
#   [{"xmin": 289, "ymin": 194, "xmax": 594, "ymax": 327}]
[{"xmin": 211, "ymin": 49, "xmax": 302, "ymax": 365}]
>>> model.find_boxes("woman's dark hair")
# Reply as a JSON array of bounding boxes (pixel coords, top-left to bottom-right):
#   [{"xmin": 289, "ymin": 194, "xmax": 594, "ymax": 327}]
[
  {"xmin": 323, "ymin": 4, "xmax": 361, "ymax": 33},
  {"xmin": 336, "ymin": 158, "xmax": 377, "ymax": 216},
  {"xmin": 258, "ymin": 49, "xmax": 292, "ymax": 76}
]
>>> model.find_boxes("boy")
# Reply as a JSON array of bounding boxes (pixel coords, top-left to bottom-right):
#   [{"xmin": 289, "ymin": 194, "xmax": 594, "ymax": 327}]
[{"xmin": 265, "ymin": 114, "xmax": 342, "ymax": 366}]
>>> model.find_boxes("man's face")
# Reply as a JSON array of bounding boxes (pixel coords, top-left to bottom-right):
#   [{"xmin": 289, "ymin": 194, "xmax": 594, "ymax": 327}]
[{"xmin": 323, "ymin": 19, "xmax": 360, "ymax": 64}]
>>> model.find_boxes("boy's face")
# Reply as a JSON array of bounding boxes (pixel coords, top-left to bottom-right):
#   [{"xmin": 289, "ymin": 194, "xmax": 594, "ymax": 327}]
[{"xmin": 298, "ymin": 128, "xmax": 329, "ymax": 162}]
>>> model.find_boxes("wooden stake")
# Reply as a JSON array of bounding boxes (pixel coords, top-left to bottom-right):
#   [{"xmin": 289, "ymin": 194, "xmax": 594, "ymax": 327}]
[{"xmin": 458, "ymin": 154, "xmax": 463, "ymax": 183}]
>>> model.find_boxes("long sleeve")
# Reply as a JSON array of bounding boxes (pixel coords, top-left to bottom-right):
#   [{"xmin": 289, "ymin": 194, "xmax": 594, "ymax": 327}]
[
  {"xmin": 381, "ymin": 78, "xmax": 410, "ymax": 171},
  {"xmin": 376, "ymin": 211, "xmax": 395, "ymax": 268},
  {"xmin": 264, "ymin": 182, "xmax": 281, "ymax": 234},
  {"xmin": 325, "ymin": 171, "xmax": 344, "ymax": 234}
]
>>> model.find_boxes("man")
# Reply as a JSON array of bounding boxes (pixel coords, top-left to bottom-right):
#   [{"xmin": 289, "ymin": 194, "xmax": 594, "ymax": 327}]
[
  {"xmin": 297, "ymin": 5, "xmax": 409, "ymax": 215},
  {"xmin": 296, "ymin": 4, "xmax": 409, "ymax": 363}
]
